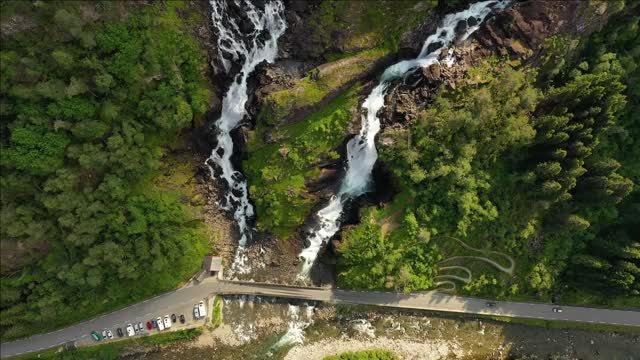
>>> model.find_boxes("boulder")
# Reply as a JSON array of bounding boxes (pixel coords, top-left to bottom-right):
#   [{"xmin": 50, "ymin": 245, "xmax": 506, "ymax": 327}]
[{"xmin": 422, "ymin": 63, "xmax": 442, "ymax": 82}]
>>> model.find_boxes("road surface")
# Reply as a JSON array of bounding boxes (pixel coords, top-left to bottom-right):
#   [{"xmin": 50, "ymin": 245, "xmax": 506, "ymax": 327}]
[{"xmin": 2, "ymin": 279, "xmax": 639, "ymax": 358}]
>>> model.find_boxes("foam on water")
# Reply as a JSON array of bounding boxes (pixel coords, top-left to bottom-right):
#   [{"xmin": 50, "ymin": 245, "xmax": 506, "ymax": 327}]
[
  {"xmin": 207, "ymin": 0, "xmax": 286, "ymax": 275},
  {"xmin": 271, "ymin": 304, "xmax": 315, "ymax": 350}
]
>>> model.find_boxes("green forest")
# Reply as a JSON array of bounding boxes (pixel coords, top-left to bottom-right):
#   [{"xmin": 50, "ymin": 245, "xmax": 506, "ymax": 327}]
[
  {"xmin": 1, "ymin": 0, "xmax": 639, "ymax": 350},
  {"xmin": 0, "ymin": 1, "xmax": 211, "ymax": 340},
  {"xmin": 337, "ymin": 12, "xmax": 639, "ymax": 305}
]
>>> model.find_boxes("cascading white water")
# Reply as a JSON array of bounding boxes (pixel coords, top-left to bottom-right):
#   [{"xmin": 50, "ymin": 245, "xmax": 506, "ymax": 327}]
[
  {"xmin": 207, "ymin": 0, "xmax": 286, "ymax": 275},
  {"xmin": 298, "ymin": 0, "xmax": 509, "ymax": 278},
  {"xmin": 270, "ymin": 304, "xmax": 315, "ymax": 351}
]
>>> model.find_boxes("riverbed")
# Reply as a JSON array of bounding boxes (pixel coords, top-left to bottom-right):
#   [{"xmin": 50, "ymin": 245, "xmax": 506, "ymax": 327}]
[{"xmin": 132, "ymin": 297, "xmax": 639, "ymax": 360}]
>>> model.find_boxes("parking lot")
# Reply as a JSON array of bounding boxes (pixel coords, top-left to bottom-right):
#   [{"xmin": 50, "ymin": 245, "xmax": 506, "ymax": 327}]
[{"xmin": 77, "ymin": 295, "xmax": 213, "ymax": 346}]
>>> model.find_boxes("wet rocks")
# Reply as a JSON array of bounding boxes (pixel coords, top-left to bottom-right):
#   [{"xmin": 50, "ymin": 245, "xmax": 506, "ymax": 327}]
[
  {"xmin": 398, "ymin": 14, "xmax": 440, "ymax": 58},
  {"xmin": 454, "ymin": 19, "xmax": 468, "ymax": 36},
  {"xmin": 467, "ymin": 16, "xmax": 479, "ymax": 27}
]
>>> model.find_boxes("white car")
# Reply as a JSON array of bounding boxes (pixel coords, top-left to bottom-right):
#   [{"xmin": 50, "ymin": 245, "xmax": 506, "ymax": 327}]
[
  {"xmin": 163, "ymin": 314, "xmax": 172, "ymax": 328},
  {"xmin": 197, "ymin": 301, "xmax": 207, "ymax": 318},
  {"xmin": 156, "ymin": 317, "xmax": 165, "ymax": 331},
  {"xmin": 193, "ymin": 305, "xmax": 200, "ymax": 319},
  {"xmin": 126, "ymin": 324, "xmax": 135, "ymax": 337},
  {"xmin": 101, "ymin": 330, "xmax": 107, "ymax": 339},
  {"xmin": 106, "ymin": 330, "xmax": 114, "ymax": 339},
  {"xmin": 134, "ymin": 323, "xmax": 139, "ymax": 333}
]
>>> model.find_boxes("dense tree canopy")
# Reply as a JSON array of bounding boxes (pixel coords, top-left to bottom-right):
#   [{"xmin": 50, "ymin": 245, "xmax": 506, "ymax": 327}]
[
  {"xmin": 340, "ymin": 12, "xmax": 639, "ymax": 302},
  {"xmin": 0, "ymin": 1, "xmax": 211, "ymax": 339}
]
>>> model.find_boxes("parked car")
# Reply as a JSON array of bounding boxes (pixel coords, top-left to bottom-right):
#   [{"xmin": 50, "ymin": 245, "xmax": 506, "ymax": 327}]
[
  {"xmin": 101, "ymin": 330, "xmax": 107, "ymax": 339},
  {"xmin": 193, "ymin": 305, "xmax": 200, "ymax": 319},
  {"xmin": 179, "ymin": 314, "xmax": 186, "ymax": 324},
  {"xmin": 157, "ymin": 316, "xmax": 165, "ymax": 331},
  {"xmin": 163, "ymin": 314, "xmax": 172, "ymax": 328},
  {"xmin": 138, "ymin": 322, "xmax": 144, "ymax": 332},
  {"xmin": 126, "ymin": 324, "xmax": 135, "ymax": 337},
  {"xmin": 171, "ymin": 314, "xmax": 177, "ymax": 323},
  {"xmin": 90, "ymin": 331, "xmax": 102, "ymax": 341},
  {"xmin": 552, "ymin": 307, "xmax": 563, "ymax": 313},
  {"xmin": 151, "ymin": 319, "xmax": 157, "ymax": 328},
  {"xmin": 146, "ymin": 321, "xmax": 153, "ymax": 330},
  {"xmin": 197, "ymin": 301, "xmax": 207, "ymax": 318},
  {"xmin": 117, "ymin": 328, "xmax": 124, "ymax": 337},
  {"xmin": 133, "ymin": 323, "xmax": 139, "ymax": 333},
  {"xmin": 485, "ymin": 302, "xmax": 496, "ymax": 307},
  {"xmin": 106, "ymin": 330, "xmax": 114, "ymax": 339}
]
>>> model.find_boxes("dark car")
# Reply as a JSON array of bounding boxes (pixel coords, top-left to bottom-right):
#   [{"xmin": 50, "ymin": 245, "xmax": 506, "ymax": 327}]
[
  {"xmin": 485, "ymin": 302, "xmax": 496, "ymax": 307},
  {"xmin": 179, "ymin": 314, "xmax": 186, "ymax": 324},
  {"xmin": 116, "ymin": 328, "xmax": 124, "ymax": 337},
  {"xmin": 171, "ymin": 314, "xmax": 177, "ymax": 323},
  {"xmin": 151, "ymin": 319, "xmax": 157, "ymax": 328},
  {"xmin": 146, "ymin": 321, "xmax": 153, "ymax": 330}
]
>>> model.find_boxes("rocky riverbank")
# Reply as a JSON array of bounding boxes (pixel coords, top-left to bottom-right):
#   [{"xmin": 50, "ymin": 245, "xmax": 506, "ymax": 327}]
[{"xmin": 132, "ymin": 298, "xmax": 640, "ymax": 360}]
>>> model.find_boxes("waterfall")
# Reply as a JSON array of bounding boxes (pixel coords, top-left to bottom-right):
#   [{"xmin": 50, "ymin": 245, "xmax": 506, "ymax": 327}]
[
  {"xmin": 207, "ymin": 0, "xmax": 286, "ymax": 275},
  {"xmin": 298, "ymin": 0, "xmax": 509, "ymax": 278}
]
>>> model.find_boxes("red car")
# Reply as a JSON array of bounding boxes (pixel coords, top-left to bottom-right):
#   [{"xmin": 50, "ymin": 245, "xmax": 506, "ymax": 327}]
[{"xmin": 146, "ymin": 321, "xmax": 153, "ymax": 330}]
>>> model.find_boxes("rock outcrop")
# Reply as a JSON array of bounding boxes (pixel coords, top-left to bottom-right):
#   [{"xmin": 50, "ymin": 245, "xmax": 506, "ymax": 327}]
[
  {"xmin": 377, "ymin": 0, "xmax": 618, "ymax": 129},
  {"xmin": 476, "ymin": 0, "xmax": 618, "ymax": 62}
]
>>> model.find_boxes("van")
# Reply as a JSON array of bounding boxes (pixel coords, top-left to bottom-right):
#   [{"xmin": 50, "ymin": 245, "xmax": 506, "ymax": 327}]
[
  {"xmin": 156, "ymin": 317, "xmax": 165, "ymax": 331},
  {"xmin": 197, "ymin": 301, "xmax": 207, "ymax": 318},
  {"xmin": 126, "ymin": 324, "xmax": 135, "ymax": 337}
]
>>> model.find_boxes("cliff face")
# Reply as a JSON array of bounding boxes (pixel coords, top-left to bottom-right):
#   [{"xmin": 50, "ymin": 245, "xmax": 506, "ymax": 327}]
[
  {"xmin": 377, "ymin": 0, "xmax": 620, "ymax": 128},
  {"xmin": 475, "ymin": 0, "xmax": 620, "ymax": 61}
]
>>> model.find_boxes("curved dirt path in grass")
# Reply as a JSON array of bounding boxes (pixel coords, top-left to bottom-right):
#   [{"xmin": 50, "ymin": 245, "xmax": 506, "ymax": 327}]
[
  {"xmin": 435, "ymin": 266, "xmax": 472, "ymax": 284},
  {"xmin": 439, "ymin": 256, "xmax": 514, "ymax": 276},
  {"xmin": 434, "ymin": 280, "xmax": 457, "ymax": 292},
  {"xmin": 439, "ymin": 236, "xmax": 515, "ymax": 276},
  {"xmin": 434, "ymin": 237, "xmax": 515, "ymax": 292}
]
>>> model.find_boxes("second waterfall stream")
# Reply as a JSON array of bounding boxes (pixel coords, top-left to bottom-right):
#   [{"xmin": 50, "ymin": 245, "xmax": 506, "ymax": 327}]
[
  {"xmin": 207, "ymin": 0, "xmax": 286, "ymax": 275},
  {"xmin": 298, "ymin": 0, "xmax": 509, "ymax": 278}
]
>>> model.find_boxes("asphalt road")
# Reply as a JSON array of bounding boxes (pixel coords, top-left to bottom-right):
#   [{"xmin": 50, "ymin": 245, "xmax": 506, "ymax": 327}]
[{"xmin": 2, "ymin": 279, "xmax": 639, "ymax": 358}]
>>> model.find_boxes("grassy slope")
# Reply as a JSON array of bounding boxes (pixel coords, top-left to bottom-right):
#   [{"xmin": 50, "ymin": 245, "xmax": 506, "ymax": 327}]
[
  {"xmin": 257, "ymin": 48, "xmax": 387, "ymax": 127},
  {"xmin": 248, "ymin": 1, "xmax": 437, "ymax": 238},
  {"xmin": 258, "ymin": 0, "xmax": 437, "ymax": 128},
  {"xmin": 247, "ymin": 85, "xmax": 361, "ymax": 237}
]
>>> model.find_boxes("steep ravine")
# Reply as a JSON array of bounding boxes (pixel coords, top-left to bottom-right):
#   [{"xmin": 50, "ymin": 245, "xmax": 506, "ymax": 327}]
[{"xmin": 197, "ymin": 0, "xmax": 620, "ymax": 283}]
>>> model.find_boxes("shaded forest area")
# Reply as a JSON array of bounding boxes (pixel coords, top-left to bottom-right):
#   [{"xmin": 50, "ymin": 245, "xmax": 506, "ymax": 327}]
[{"xmin": 0, "ymin": 1, "xmax": 212, "ymax": 339}]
